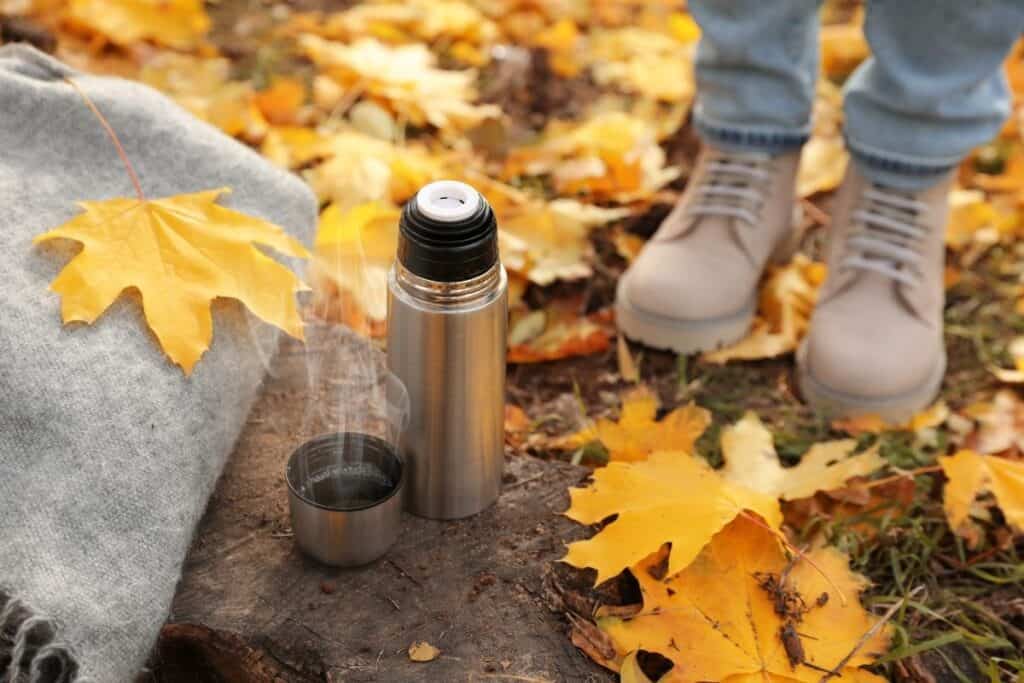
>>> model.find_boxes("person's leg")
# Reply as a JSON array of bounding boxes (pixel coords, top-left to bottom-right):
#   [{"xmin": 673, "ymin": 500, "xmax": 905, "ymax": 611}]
[
  {"xmin": 616, "ymin": 1, "xmax": 820, "ymax": 353},
  {"xmin": 843, "ymin": 0, "xmax": 1024, "ymax": 189},
  {"xmin": 691, "ymin": 0, "xmax": 823, "ymax": 155},
  {"xmin": 798, "ymin": 1, "xmax": 1024, "ymax": 420}
]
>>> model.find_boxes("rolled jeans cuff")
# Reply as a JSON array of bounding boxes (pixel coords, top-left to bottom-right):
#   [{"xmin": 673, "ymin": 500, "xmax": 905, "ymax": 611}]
[
  {"xmin": 845, "ymin": 133, "xmax": 959, "ymax": 190},
  {"xmin": 693, "ymin": 112, "xmax": 810, "ymax": 156}
]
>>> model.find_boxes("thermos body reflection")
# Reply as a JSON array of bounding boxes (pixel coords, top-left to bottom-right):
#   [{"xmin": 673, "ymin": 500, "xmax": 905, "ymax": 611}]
[
  {"xmin": 386, "ymin": 181, "xmax": 508, "ymax": 520},
  {"xmin": 387, "ymin": 263, "xmax": 507, "ymax": 519}
]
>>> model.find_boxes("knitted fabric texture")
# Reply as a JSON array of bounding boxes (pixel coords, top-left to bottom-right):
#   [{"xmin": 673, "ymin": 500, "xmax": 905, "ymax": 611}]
[{"xmin": 0, "ymin": 45, "xmax": 316, "ymax": 682}]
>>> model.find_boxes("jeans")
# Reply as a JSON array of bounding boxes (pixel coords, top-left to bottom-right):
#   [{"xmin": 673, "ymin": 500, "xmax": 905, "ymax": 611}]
[{"xmin": 690, "ymin": 0, "xmax": 1024, "ymax": 189}]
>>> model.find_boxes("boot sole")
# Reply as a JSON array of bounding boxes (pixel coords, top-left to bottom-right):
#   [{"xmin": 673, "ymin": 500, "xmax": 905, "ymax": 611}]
[
  {"xmin": 615, "ymin": 276, "xmax": 756, "ymax": 354},
  {"xmin": 796, "ymin": 341, "xmax": 946, "ymax": 423}
]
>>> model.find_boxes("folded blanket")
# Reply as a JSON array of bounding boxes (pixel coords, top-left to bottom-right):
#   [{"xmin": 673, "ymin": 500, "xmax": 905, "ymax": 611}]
[{"xmin": 0, "ymin": 45, "xmax": 316, "ymax": 682}]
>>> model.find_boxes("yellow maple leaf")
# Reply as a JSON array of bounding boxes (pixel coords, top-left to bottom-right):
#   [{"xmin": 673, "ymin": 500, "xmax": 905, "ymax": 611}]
[
  {"xmin": 703, "ymin": 254, "xmax": 825, "ymax": 364},
  {"xmin": 940, "ymin": 449, "xmax": 1024, "ymax": 535},
  {"xmin": 562, "ymin": 452, "xmax": 782, "ymax": 584},
  {"xmin": 720, "ymin": 412, "xmax": 886, "ymax": 500},
  {"xmin": 561, "ymin": 386, "xmax": 711, "ymax": 462},
  {"xmin": 67, "ymin": 0, "xmax": 210, "ymax": 49},
  {"xmin": 35, "ymin": 189, "xmax": 310, "ymax": 374},
  {"xmin": 599, "ymin": 515, "xmax": 891, "ymax": 682},
  {"xmin": 300, "ymin": 35, "xmax": 499, "ymax": 131}
]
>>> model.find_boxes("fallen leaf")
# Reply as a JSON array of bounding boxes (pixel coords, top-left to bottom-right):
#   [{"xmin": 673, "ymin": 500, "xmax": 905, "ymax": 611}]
[
  {"xmin": 408, "ymin": 641, "xmax": 440, "ymax": 662},
  {"xmin": 703, "ymin": 254, "xmax": 825, "ymax": 363},
  {"xmin": 253, "ymin": 76, "xmax": 306, "ymax": 126},
  {"xmin": 783, "ymin": 477, "xmax": 917, "ymax": 540},
  {"xmin": 940, "ymin": 449, "xmax": 1024, "ymax": 535},
  {"xmin": 289, "ymin": 1, "xmax": 498, "ymax": 56},
  {"xmin": 533, "ymin": 18, "xmax": 582, "ymax": 77},
  {"xmin": 820, "ymin": 16, "xmax": 869, "ymax": 80},
  {"xmin": 961, "ymin": 390, "xmax": 1024, "ymax": 454},
  {"xmin": 797, "ymin": 134, "xmax": 847, "ymax": 198},
  {"xmin": 300, "ymin": 35, "xmax": 499, "ymax": 131},
  {"xmin": 35, "ymin": 189, "xmax": 309, "ymax": 373},
  {"xmin": 560, "ymin": 386, "xmax": 710, "ymax": 463},
  {"xmin": 504, "ymin": 111, "xmax": 681, "ymax": 202},
  {"xmin": 619, "ymin": 651, "xmax": 655, "ymax": 683},
  {"xmin": 720, "ymin": 412, "xmax": 886, "ymax": 501},
  {"xmin": 986, "ymin": 336, "xmax": 1024, "ymax": 384},
  {"xmin": 617, "ymin": 334, "xmax": 639, "ymax": 382},
  {"xmin": 505, "ymin": 404, "xmax": 531, "ymax": 448},
  {"xmin": 562, "ymin": 451, "xmax": 782, "ymax": 584},
  {"xmin": 831, "ymin": 402, "xmax": 950, "ymax": 436},
  {"xmin": 586, "ymin": 28, "xmax": 696, "ymax": 103},
  {"xmin": 507, "ymin": 300, "xmax": 614, "ymax": 363},
  {"xmin": 797, "ymin": 80, "xmax": 847, "ymax": 198},
  {"xmin": 304, "ymin": 130, "xmax": 445, "ymax": 207},
  {"xmin": 499, "ymin": 199, "xmax": 630, "ymax": 286},
  {"xmin": 598, "ymin": 515, "xmax": 891, "ymax": 682},
  {"xmin": 140, "ymin": 54, "xmax": 267, "ymax": 141},
  {"xmin": 66, "ymin": 0, "xmax": 210, "ymax": 49}
]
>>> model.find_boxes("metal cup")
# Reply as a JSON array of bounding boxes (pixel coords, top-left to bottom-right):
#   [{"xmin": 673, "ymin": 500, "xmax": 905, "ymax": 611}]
[
  {"xmin": 285, "ymin": 360, "xmax": 411, "ymax": 567},
  {"xmin": 286, "ymin": 432, "xmax": 404, "ymax": 567}
]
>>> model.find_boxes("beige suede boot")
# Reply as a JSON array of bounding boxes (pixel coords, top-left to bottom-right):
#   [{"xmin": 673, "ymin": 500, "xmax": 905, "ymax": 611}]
[
  {"xmin": 616, "ymin": 145, "xmax": 801, "ymax": 353},
  {"xmin": 797, "ymin": 165, "xmax": 952, "ymax": 421}
]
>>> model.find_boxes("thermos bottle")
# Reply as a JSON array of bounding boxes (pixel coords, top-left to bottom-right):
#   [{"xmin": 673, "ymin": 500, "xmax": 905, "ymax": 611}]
[{"xmin": 386, "ymin": 180, "xmax": 508, "ymax": 519}]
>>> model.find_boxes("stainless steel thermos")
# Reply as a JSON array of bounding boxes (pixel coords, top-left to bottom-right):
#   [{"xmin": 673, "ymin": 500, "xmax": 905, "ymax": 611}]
[{"xmin": 386, "ymin": 180, "xmax": 508, "ymax": 519}]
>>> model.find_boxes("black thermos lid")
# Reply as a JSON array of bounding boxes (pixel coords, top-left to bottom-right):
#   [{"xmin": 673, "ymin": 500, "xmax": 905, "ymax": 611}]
[{"xmin": 397, "ymin": 180, "xmax": 498, "ymax": 282}]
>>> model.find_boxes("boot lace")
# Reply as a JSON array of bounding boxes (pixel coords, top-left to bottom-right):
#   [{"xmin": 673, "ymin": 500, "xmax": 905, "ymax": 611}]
[
  {"xmin": 686, "ymin": 151, "xmax": 772, "ymax": 227},
  {"xmin": 841, "ymin": 185, "xmax": 928, "ymax": 287}
]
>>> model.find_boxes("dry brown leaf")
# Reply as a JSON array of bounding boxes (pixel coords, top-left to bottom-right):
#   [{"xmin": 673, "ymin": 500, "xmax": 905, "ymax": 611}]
[{"xmin": 507, "ymin": 300, "xmax": 614, "ymax": 363}]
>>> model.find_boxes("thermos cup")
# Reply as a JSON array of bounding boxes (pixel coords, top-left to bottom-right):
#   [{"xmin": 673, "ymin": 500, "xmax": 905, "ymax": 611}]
[{"xmin": 386, "ymin": 180, "xmax": 508, "ymax": 519}]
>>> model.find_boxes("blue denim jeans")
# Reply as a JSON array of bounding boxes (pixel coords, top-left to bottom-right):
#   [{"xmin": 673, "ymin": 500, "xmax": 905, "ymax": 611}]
[{"xmin": 690, "ymin": 0, "xmax": 1024, "ymax": 189}]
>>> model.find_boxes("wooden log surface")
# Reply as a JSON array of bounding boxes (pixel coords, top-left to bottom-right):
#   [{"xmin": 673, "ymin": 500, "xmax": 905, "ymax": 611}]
[{"xmin": 143, "ymin": 336, "xmax": 611, "ymax": 682}]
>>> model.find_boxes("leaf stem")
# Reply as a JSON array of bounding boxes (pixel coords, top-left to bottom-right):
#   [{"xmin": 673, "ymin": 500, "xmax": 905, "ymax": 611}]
[
  {"xmin": 65, "ymin": 77, "xmax": 145, "ymax": 201},
  {"xmin": 861, "ymin": 464, "xmax": 943, "ymax": 490}
]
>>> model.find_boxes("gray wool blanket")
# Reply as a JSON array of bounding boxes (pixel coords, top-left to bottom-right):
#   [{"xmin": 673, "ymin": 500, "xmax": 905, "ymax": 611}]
[{"xmin": 0, "ymin": 45, "xmax": 317, "ymax": 682}]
